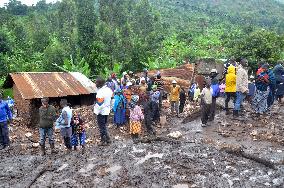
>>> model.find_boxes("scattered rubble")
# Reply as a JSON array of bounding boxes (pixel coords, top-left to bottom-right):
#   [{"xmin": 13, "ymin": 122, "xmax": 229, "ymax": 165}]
[{"xmin": 0, "ymin": 101, "xmax": 283, "ymax": 187}]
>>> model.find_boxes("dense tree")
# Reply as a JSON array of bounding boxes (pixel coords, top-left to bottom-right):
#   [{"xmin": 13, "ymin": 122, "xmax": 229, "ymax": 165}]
[{"xmin": 0, "ymin": 0, "xmax": 284, "ymax": 81}]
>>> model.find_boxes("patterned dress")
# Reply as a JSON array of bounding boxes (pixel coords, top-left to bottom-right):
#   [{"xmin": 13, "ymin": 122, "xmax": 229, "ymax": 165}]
[
  {"xmin": 71, "ymin": 116, "xmax": 86, "ymax": 146},
  {"xmin": 129, "ymin": 105, "xmax": 144, "ymax": 134}
]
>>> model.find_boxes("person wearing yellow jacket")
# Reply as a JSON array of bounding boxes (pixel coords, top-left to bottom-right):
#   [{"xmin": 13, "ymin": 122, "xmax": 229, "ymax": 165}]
[
  {"xmin": 225, "ymin": 65, "xmax": 236, "ymax": 115},
  {"xmin": 169, "ymin": 80, "xmax": 180, "ymax": 116}
]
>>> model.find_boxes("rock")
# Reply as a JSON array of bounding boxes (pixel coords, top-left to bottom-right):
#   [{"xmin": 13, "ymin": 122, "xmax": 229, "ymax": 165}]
[
  {"xmin": 250, "ymin": 130, "xmax": 258, "ymax": 136},
  {"xmin": 167, "ymin": 131, "xmax": 182, "ymax": 139},
  {"xmin": 85, "ymin": 139, "xmax": 93, "ymax": 144},
  {"xmin": 272, "ymin": 178, "xmax": 283, "ymax": 186},
  {"xmin": 25, "ymin": 132, "xmax": 33, "ymax": 138},
  {"xmin": 32, "ymin": 143, "xmax": 39, "ymax": 148}
]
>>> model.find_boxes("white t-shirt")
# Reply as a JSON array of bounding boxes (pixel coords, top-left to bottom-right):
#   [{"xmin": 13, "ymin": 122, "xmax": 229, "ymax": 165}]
[
  {"xmin": 94, "ymin": 86, "xmax": 113, "ymax": 115},
  {"xmin": 201, "ymin": 88, "xmax": 212, "ymax": 104}
]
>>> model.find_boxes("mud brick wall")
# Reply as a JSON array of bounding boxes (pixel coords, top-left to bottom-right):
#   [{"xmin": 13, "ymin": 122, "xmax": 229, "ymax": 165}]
[{"xmin": 13, "ymin": 85, "xmax": 32, "ymax": 126}]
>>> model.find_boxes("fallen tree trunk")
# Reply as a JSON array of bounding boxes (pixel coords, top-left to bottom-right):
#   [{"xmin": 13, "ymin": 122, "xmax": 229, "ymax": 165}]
[{"xmin": 220, "ymin": 146, "xmax": 276, "ymax": 169}]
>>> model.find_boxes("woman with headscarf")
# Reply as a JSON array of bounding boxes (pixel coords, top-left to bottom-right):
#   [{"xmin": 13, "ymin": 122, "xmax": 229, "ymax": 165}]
[
  {"xmin": 252, "ymin": 64, "xmax": 274, "ymax": 116},
  {"xmin": 113, "ymin": 89, "xmax": 127, "ymax": 128},
  {"xmin": 129, "ymin": 95, "xmax": 144, "ymax": 143}
]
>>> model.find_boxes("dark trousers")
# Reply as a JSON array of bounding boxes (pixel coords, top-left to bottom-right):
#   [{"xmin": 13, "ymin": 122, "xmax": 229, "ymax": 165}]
[
  {"xmin": 225, "ymin": 92, "xmax": 236, "ymax": 110},
  {"xmin": 97, "ymin": 114, "xmax": 110, "ymax": 142},
  {"xmin": 0, "ymin": 122, "xmax": 9, "ymax": 146},
  {"xmin": 152, "ymin": 102, "xmax": 160, "ymax": 122},
  {"xmin": 179, "ymin": 102, "xmax": 185, "ymax": 113},
  {"xmin": 209, "ymin": 97, "xmax": 217, "ymax": 121},
  {"xmin": 144, "ymin": 113, "xmax": 155, "ymax": 135},
  {"xmin": 159, "ymin": 90, "xmax": 164, "ymax": 110},
  {"xmin": 201, "ymin": 103, "xmax": 211, "ymax": 124}
]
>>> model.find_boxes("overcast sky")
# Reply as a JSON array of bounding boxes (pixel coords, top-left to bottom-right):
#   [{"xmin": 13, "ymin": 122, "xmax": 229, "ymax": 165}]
[{"xmin": 0, "ymin": 0, "xmax": 59, "ymax": 7}]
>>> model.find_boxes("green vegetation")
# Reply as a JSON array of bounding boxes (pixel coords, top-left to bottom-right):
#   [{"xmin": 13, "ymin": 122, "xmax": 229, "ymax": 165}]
[{"xmin": 0, "ymin": 0, "xmax": 284, "ymax": 80}]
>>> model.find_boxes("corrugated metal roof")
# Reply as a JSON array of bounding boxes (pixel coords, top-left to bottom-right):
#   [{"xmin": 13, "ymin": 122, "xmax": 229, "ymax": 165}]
[{"xmin": 9, "ymin": 72, "xmax": 96, "ymax": 99}]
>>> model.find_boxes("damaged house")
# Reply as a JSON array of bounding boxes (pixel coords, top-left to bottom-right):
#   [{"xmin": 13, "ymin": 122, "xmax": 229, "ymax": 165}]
[{"xmin": 3, "ymin": 72, "xmax": 97, "ymax": 126}]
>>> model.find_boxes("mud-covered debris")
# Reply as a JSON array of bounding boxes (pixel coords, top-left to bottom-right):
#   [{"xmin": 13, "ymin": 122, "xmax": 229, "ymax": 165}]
[
  {"xmin": 25, "ymin": 132, "xmax": 32, "ymax": 138},
  {"xmin": 250, "ymin": 130, "xmax": 258, "ymax": 136},
  {"xmin": 32, "ymin": 143, "xmax": 39, "ymax": 148},
  {"xmin": 167, "ymin": 131, "xmax": 182, "ymax": 139}
]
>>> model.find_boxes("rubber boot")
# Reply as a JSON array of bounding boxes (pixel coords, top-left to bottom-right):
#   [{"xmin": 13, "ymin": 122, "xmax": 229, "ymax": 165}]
[
  {"xmin": 225, "ymin": 108, "xmax": 230, "ymax": 115},
  {"xmin": 66, "ymin": 137, "xmax": 72, "ymax": 150},
  {"xmin": 106, "ymin": 134, "xmax": 111, "ymax": 145},
  {"xmin": 50, "ymin": 143, "xmax": 57, "ymax": 154},
  {"xmin": 81, "ymin": 145, "xmax": 85, "ymax": 153},
  {"xmin": 40, "ymin": 144, "xmax": 46, "ymax": 156},
  {"xmin": 134, "ymin": 133, "xmax": 139, "ymax": 144},
  {"xmin": 233, "ymin": 110, "xmax": 239, "ymax": 119},
  {"xmin": 98, "ymin": 136, "xmax": 107, "ymax": 146},
  {"xmin": 131, "ymin": 134, "xmax": 137, "ymax": 143}
]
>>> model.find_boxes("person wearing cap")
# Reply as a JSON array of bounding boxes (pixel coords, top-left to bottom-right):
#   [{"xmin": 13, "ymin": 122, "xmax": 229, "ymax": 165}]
[
  {"xmin": 0, "ymin": 93, "xmax": 12, "ymax": 150},
  {"xmin": 154, "ymin": 72, "xmax": 164, "ymax": 110},
  {"xmin": 56, "ymin": 99, "xmax": 73, "ymax": 152},
  {"xmin": 234, "ymin": 58, "xmax": 249, "ymax": 118},
  {"xmin": 38, "ymin": 97, "xmax": 56, "ymax": 155},
  {"xmin": 94, "ymin": 77, "xmax": 113, "ymax": 146},
  {"xmin": 224, "ymin": 65, "xmax": 237, "ymax": 115},
  {"xmin": 129, "ymin": 95, "xmax": 144, "ymax": 143},
  {"xmin": 169, "ymin": 80, "xmax": 181, "ymax": 116},
  {"xmin": 113, "ymin": 89, "xmax": 127, "ymax": 128},
  {"xmin": 209, "ymin": 69, "xmax": 220, "ymax": 121}
]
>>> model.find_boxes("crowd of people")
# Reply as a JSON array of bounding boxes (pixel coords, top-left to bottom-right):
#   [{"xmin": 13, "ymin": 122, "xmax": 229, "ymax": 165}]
[
  {"xmin": 200, "ymin": 58, "xmax": 284, "ymax": 126},
  {"xmin": 0, "ymin": 59, "xmax": 283, "ymax": 154}
]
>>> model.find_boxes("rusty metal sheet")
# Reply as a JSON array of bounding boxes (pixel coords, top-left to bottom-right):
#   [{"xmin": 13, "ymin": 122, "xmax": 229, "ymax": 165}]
[{"xmin": 10, "ymin": 72, "xmax": 95, "ymax": 99}]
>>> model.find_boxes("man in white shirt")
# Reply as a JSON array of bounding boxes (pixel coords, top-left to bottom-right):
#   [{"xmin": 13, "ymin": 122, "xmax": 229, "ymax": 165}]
[
  {"xmin": 234, "ymin": 58, "xmax": 249, "ymax": 118},
  {"xmin": 200, "ymin": 81, "xmax": 212, "ymax": 127},
  {"xmin": 56, "ymin": 99, "xmax": 73, "ymax": 151},
  {"xmin": 94, "ymin": 77, "xmax": 113, "ymax": 146}
]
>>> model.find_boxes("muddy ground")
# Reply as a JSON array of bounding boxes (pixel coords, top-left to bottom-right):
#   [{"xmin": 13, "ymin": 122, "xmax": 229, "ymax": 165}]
[{"xmin": 0, "ymin": 100, "xmax": 284, "ymax": 188}]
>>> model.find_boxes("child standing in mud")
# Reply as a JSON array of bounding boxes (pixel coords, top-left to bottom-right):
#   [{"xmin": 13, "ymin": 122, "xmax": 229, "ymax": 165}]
[
  {"xmin": 200, "ymin": 82, "xmax": 212, "ymax": 127},
  {"xmin": 129, "ymin": 95, "xmax": 144, "ymax": 143},
  {"xmin": 71, "ymin": 112, "xmax": 86, "ymax": 152}
]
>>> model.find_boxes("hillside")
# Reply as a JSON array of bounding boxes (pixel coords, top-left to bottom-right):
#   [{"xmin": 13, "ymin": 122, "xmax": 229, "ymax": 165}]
[{"xmin": 150, "ymin": 0, "xmax": 284, "ymax": 33}]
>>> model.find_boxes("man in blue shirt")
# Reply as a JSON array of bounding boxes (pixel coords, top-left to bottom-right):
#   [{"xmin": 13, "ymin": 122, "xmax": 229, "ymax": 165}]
[{"xmin": 0, "ymin": 93, "xmax": 12, "ymax": 150}]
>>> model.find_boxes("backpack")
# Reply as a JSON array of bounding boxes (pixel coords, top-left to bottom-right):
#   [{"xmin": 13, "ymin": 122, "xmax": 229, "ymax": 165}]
[{"xmin": 211, "ymin": 84, "xmax": 220, "ymax": 97}]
